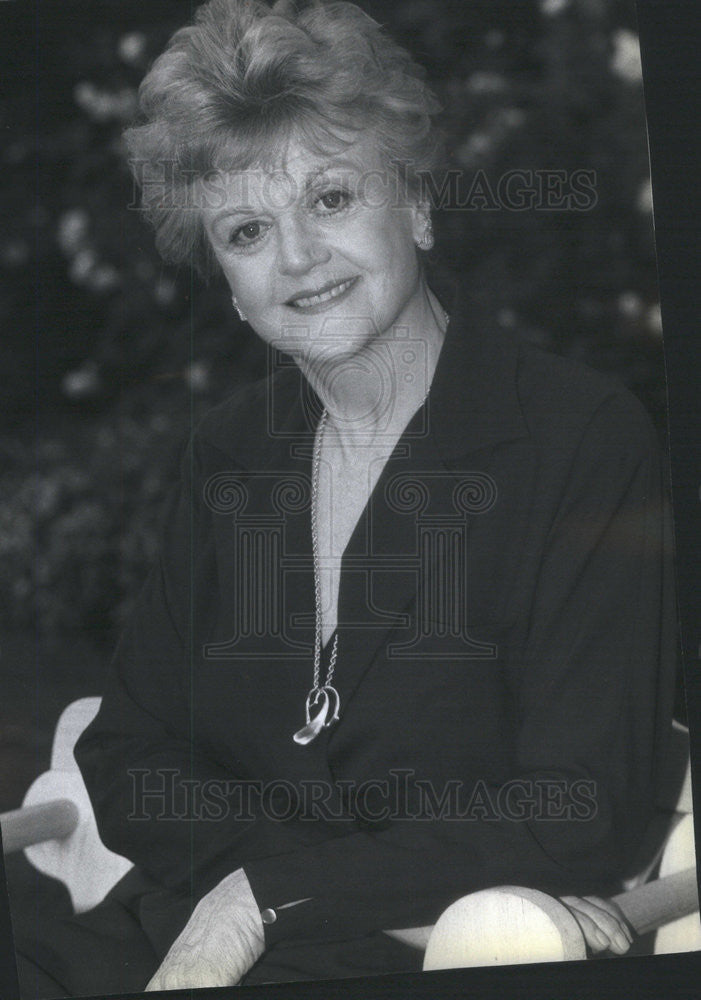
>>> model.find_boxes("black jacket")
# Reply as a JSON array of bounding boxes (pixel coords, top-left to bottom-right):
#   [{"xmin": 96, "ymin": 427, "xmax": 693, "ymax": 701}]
[{"xmin": 75, "ymin": 287, "xmax": 677, "ymax": 982}]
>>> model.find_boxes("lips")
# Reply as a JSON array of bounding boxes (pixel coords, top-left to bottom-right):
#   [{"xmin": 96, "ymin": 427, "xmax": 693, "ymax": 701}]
[{"xmin": 285, "ymin": 276, "xmax": 359, "ymax": 310}]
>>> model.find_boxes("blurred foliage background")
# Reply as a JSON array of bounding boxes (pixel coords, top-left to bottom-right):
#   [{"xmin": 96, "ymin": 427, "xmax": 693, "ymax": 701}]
[{"xmin": 1, "ymin": 0, "xmax": 663, "ymax": 651}]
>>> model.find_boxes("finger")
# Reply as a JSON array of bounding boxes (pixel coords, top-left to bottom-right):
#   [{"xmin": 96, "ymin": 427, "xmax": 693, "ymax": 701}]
[
  {"xmin": 562, "ymin": 898, "xmax": 631, "ymax": 954},
  {"xmin": 561, "ymin": 895, "xmax": 631, "ymax": 942},
  {"xmin": 575, "ymin": 897, "xmax": 633, "ymax": 949},
  {"xmin": 562, "ymin": 905, "xmax": 610, "ymax": 953},
  {"xmin": 582, "ymin": 896, "xmax": 634, "ymax": 942}
]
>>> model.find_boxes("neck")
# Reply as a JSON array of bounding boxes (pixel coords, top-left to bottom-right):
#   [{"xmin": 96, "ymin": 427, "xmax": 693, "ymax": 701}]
[{"xmin": 300, "ymin": 279, "xmax": 448, "ymax": 452}]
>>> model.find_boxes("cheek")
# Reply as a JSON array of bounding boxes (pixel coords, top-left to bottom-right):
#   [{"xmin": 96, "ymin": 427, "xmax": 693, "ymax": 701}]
[
  {"xmin": 362, "ymin": 208, "xmax": 416, "ymax": 267},
  {"xmin": 222, "ymin": 258, "xmax": 277, "ymax": 312}
]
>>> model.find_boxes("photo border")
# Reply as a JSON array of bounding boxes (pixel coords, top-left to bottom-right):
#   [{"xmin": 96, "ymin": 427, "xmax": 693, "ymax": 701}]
[{"xmin": 1, "ymin": 1, "xmax": 700, "ymax": 997}]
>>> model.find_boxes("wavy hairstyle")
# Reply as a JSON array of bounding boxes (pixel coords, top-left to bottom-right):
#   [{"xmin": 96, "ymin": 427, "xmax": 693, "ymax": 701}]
[{"xmin": 124, "ymin": 0, "xmax": 444, "ymax": 278}]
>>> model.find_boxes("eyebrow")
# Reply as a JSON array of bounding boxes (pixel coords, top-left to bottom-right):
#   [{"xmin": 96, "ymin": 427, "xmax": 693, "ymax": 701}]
[
  {"xmin": 210, "ymin": 206, "xmax": 257, "ymax": 225},
  {"xmin": 306, "ymin": 158, "xmax": 365, "ymax": 180},
  {"xmin": 208, "ymin": 157, "xmax": 364, "ymax": 226}
]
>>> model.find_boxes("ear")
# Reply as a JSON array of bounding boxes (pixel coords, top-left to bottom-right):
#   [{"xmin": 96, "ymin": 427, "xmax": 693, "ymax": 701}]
[{"xmin": 410, "ymin": 200, "xmax": 432, "ymax": 245}]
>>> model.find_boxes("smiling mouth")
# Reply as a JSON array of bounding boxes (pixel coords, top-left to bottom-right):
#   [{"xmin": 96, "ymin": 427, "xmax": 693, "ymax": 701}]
[{"xmin": 286, "ymin": 276, "xmax": 359, "ymax": 310}]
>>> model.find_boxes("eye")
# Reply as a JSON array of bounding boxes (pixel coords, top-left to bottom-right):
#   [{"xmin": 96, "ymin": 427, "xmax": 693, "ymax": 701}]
[
  {"xmin": 314, "ymin": 188, "xmax": 352, "ymax": 213},
  {"xmin": 229, "ymin": 220, "xmax": 267, "ymax": 247}
]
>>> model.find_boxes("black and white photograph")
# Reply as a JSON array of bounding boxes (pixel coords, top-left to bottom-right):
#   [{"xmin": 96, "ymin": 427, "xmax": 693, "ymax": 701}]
[{"xmin": 1, "ymin": 1, "xmax": 700, "ymax": 997}]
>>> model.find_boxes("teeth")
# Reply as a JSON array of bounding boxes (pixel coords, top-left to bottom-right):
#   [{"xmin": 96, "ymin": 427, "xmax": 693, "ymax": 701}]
[{"xmin": 291, "ymin": 279, "xmax": 354, "ymax": 308}]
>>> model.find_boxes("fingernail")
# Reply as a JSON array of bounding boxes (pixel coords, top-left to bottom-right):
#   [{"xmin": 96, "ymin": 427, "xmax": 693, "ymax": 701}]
[
  {"xmin": 614, "ymin": 932, "xmax": 630, "ymax": 951},
  {"xmin": 595, "ymin": 930, "xmax": 608, "ymax": 948}
]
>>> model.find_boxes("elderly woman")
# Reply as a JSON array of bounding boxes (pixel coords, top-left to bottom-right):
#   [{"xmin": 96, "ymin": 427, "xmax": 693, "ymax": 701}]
[{"xmin": 15, "ymin": 0, "xmax": 675, "ymax": 994}]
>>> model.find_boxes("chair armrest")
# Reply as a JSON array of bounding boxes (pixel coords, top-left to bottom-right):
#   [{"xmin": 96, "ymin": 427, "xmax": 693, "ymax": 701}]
[{"xmin": 384, "ymin": 867, "xmax": 699, "ymax": 970}]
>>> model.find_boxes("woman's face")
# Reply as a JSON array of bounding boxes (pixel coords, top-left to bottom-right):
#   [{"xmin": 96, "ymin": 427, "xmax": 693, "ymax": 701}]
[{"xmin": 200, "ymin": 133, "xmax": 429, "ymax": 367}]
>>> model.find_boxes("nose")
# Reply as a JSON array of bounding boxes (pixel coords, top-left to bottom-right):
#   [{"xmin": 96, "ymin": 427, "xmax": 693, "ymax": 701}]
[{"xmin": 276, "ymin": 213, "xmax": 331, "ymax": 277}]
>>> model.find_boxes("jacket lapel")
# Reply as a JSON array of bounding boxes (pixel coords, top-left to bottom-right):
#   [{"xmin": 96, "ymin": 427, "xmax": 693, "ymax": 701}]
[
  {"xmin": 331, "ymin": 411, "xmax": 438, "ymax": 714},
  {"xmin": 327, "ymin": 287, "xmax": 531, "ymax": 736}
]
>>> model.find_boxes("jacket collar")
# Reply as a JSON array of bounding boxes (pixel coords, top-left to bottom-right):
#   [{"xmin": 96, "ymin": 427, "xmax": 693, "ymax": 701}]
[
  {"xmin": 198, "ymin": 282, "xmax": 529, "ymax": 468},
  {"xmin": 427, "ymin": 282, "xmax": 529, "ymax": 462}
]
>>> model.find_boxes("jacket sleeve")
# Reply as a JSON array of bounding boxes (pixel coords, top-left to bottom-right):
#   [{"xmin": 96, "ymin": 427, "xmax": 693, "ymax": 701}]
[
  {"xmin": 74, "ymin": 436, "xmax": 351, "ymax": 909},
  {"xmin": 242, "ymin": 390, "xmax": 678, "ymax": 946}
]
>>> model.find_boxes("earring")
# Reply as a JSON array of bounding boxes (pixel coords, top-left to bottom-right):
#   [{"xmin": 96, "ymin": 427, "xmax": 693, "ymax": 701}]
[
  {"xmin": 232, "ymin": 295, "xmax": 247, "ymax": 322},
  {"xmin": 416, "ymin": 219, "xmax": 434, "ymax": 251}
]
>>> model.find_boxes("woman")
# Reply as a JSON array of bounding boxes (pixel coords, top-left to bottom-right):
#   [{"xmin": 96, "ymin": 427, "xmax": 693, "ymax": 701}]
[{"xmin": 16, "ymin": 0, "xmax": 674, "ymax": 993}]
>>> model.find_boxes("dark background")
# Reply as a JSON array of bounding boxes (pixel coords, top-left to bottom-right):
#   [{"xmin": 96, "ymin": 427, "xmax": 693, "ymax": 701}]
[
  {"xmin": 1, "ymin": 1, "xmax": 700, "ymax": 998},
  {"xmin": 0, "ymin": 0, "xmax": 662, "ymax": 651}
]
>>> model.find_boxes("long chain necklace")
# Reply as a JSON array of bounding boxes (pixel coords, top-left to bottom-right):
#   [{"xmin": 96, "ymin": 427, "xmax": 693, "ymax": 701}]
[
  {"xmin": 292, "ymin": 305, "xmax": 449, "ymax": 745},
  {"xmin": 293, "ymin": 408, "xmax": 340, "ymax": 745}
]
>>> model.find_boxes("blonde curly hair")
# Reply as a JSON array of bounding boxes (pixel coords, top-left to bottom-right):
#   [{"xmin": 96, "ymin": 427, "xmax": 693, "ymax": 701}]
[{"xmin": 124, "ymin": 0, "xmax": 444, "ymax": 277}]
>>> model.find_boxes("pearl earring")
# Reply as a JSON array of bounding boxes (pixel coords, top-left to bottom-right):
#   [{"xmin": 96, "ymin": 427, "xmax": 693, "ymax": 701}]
[
  {"xmin": 416, "ymin": 219, "xmax": 434, "ymax": 251},
  {"xmin": 232, "ymin": 295, "xmax": 247, "ymax": 322}
]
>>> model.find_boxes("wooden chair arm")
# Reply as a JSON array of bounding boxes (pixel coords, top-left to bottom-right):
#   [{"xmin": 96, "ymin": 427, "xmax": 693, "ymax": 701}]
[
  {"xmin": 0, "ymin": 764, "xmax": 132, "ymax": 914},
  {"xmin": 384, "ymin": 926, "xmax": 432, "ymax": 950},
  {"xmin": 612, "ymin": 867, "xmax": 698, "ymax": 936},
  {"xmin": 384, "ymin": 867, "xmax": 700, "ymax": 969},
  {"xmin": 0, "ymin": 799, "xmax": 79, "ymax": 854}
]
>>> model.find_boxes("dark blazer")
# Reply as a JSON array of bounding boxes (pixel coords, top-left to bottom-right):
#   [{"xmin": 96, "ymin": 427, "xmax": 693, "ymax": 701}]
[{"xmin": 75, "ymin": 287, "xmax": 677, "ymax": 983}]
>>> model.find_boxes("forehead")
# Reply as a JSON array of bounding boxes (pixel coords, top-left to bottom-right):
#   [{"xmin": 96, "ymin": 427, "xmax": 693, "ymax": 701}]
[{"xmin": 200, "ymin": 133, "xmax": 386, "ymax": 218}]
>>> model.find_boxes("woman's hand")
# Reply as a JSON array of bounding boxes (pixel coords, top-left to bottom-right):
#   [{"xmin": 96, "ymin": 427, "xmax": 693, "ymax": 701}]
[
  {"xmin": 559, "ymin": 894, "xmax": 633, "ymax": 955},
  {"xmin": 145, "ymin": 868, "xmax": 265, "ymax": 991}
]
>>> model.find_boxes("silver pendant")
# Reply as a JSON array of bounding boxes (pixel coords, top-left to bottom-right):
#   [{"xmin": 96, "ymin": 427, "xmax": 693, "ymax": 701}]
[{"xmin": 293, "ymin": 686, "xmax": 341, "ymax": 745}]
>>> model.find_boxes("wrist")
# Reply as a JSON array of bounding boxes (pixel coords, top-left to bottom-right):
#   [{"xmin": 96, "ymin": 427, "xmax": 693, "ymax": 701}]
[{"xmin": 224, "ymin": 868, "xmax": 265, "ymax": 944}]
